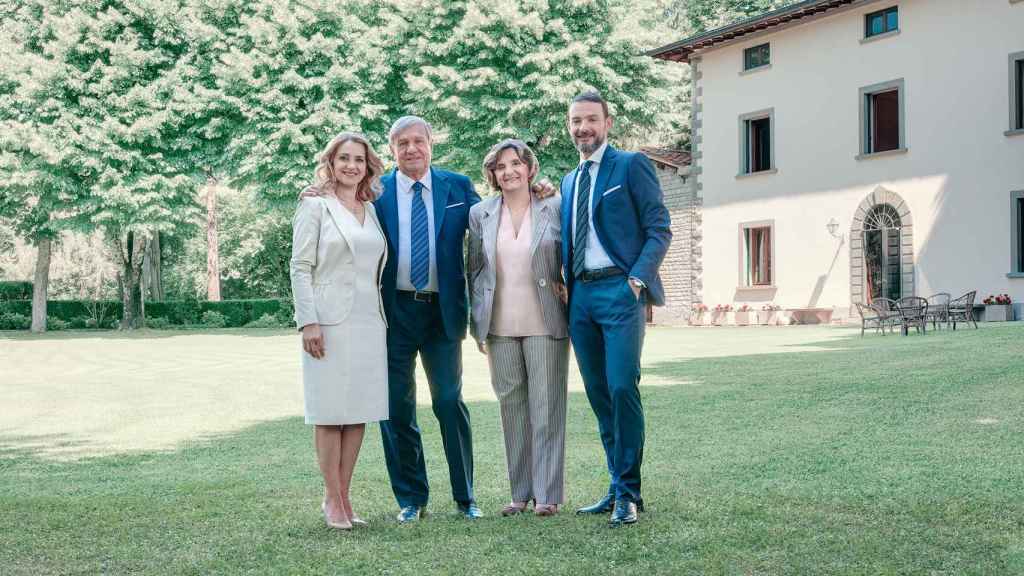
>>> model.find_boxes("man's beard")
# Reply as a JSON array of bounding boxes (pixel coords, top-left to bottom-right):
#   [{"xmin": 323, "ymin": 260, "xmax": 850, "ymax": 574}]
[{"xmin": 574, "ymin": 133, "xmax": 605, "ymax": 155}]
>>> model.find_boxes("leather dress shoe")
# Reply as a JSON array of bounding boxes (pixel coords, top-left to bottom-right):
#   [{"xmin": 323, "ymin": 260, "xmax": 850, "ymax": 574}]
[
  {"xmin": 396, "ymin": 505, "xmax": 423, "ymax": 524},
  {"xmin": 576, "ymin": 493, "xmax": 615, "ymax": 515},
  {"xmin": 456, "ymin": 501, "xmax": 484, "ymax": 519},
  {"xmin": 609, "ymin": 500, "xmax": 638, "ymax": 527}
]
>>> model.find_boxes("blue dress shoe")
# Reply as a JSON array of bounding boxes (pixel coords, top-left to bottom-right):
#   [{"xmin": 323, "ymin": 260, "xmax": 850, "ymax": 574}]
[
  {"xmin": 609, "ymin": 500, "xmax": 638, "ymax": 527},
  {"xmin": 396, "ymin": 505, "xmax": 423, "ymax": 524},
  {"xmin": 575, "ymin": 493, "xmax": 615, "ymax": 515},
  {"xmin": 456, "ymin": 501, "xmax": 484, "ymax": 519}
]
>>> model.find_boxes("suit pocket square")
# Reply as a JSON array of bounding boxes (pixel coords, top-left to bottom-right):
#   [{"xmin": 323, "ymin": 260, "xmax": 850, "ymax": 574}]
[
  {"xmin": 446, "ymin": 202, "xmax": 465, "ymax": 209},
  {"xmin": 602, "ymin": 185, "xmax": 622, "ymax": 197}
]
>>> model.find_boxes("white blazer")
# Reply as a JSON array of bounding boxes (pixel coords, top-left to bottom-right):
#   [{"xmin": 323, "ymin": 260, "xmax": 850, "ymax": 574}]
[{"xmin": 289, "ymin": 196, "xmax": 387, "ymax": 329}]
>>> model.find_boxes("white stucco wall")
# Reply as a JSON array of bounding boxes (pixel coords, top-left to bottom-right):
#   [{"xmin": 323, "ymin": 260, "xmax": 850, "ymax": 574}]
[{"xmin": 693, "ymin": 0, "xmax": 1024, "ymax": 317}]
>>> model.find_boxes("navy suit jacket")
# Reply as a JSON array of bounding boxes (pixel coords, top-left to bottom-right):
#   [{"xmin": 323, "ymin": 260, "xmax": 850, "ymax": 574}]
[
  {"xmin": 560, "ymin": 145, "xmax": 672, "ymax": 306},
  {"xmin": 375, "ymin": 167, "xmax": 481, "ymax": 341}
]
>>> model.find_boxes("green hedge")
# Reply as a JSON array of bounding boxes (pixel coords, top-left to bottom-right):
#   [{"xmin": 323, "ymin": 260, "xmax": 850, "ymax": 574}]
[
  {"xmin": 0, "ymin": 298, "xmax": 294, "ymax": 330},
  {"xmin": 0, "ymin": 281, "xmax": 32, "ymax": 301},
  {"xmin": 145, "ymin": 299, "xmax": 292, "ymax": 327}
]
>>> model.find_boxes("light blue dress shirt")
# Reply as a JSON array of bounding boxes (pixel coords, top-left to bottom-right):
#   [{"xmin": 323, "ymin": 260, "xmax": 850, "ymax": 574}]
[{"xmin": 396, "ymin": 169, "xmax": 439, "ymax": 292}]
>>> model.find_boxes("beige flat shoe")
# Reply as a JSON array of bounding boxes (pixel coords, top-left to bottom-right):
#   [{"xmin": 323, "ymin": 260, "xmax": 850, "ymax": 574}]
[{"xmin": 322, "ymin": 501, "xmax": 352, "ymax": 530}]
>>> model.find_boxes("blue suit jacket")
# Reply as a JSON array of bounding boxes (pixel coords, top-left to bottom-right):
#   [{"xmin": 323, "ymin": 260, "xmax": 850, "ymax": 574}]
[
  {"xmin": 375, "ymin": 167, "xmax": 481, "ymax": 341},
  {"xmin": 560, "ymin": 145, "xmax": 672, "ymax": 306}
]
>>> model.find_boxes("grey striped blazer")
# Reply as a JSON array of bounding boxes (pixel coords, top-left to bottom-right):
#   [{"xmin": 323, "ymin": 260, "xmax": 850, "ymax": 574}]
[{"xmin": 468, "ymin": 194, "xmax": 567, "ymax": 343}]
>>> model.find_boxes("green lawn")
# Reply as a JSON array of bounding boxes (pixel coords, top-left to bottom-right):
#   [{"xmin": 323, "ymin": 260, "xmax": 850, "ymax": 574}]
[{"xmin": 1, "ymin": 324, "xmax": 1023, "ymax": 575}]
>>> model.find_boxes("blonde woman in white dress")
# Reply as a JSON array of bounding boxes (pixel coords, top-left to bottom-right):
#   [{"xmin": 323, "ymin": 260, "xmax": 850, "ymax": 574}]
[{"xmin": 290, "ymin": 132, "xmax": 388, "ymax": 530}]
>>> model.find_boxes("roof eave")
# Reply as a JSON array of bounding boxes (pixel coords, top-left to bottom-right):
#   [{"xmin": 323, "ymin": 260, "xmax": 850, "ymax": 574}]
[{"xmin": 648, "ymin": 0, "xmax": 863, "ymax": 63}]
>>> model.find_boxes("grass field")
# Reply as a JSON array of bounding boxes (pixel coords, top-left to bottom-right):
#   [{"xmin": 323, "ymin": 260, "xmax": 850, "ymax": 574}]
[{"xmin": 1, "ymin": 324, "xmax": 1022, "ymax": 575}]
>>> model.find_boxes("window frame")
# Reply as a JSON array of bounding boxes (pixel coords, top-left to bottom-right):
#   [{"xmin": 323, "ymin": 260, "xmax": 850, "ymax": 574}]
[
  {"xmin": 858, "ymin": 79, "xmax": 907, "ymax": 159},
  {"xmin": 1012, "ymin": 191, "xmax": 1024, "ymax": 276},
  {"xmin": 1008, "ymin": 51, "xmax": 1024, "ymax": 136},
  {"xmin": 864, "ymin": 6, "xmax": 899, "ymax": 39},
  {"xmin": 742, "ymin": 43, "xmax": 771, "ymax": 73},
  {"xmin": 737, "ymin": 108, "xmax": 776, "ymax": 177},
  {"xmin": 739, "ymin": 220, "xmax": 776, "ymax": 289}
]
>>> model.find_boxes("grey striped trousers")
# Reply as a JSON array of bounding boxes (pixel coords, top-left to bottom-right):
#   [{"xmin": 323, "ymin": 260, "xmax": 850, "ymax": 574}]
[{"xmin": 486, "ymin": 335, "xmax": 570, "ymax": 505}]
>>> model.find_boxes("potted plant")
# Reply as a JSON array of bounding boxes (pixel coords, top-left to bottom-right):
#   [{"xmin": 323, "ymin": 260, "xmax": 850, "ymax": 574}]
[
  {"xmin": 760, "ymin": 304, "xmax": 781, "ymax": 325},
  {"xmin": 689, "ymin": 303, "xmax": 709, "ymax": 326},
  {"xmin": 712, "ymin": 304, "xmax": 732, "ymax": 326},
  {"xmin": 982, "ymin": 294, "xmax": 1013, "ymax": 322},
  {"xmin": 734, "ymin": 304, "xmax": 753, "ymax": 326}
]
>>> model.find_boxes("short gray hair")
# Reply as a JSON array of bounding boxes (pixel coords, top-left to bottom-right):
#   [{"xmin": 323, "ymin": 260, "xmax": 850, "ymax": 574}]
[{"xmin": 388, "ymin": 116, "xmax": 433, "ymax": 143}]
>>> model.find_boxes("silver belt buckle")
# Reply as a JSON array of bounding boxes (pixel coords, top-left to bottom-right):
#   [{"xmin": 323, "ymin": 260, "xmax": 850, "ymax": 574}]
[{"xmin": 413, "ymin": 291, "xmax": 432, "ymax": 302}]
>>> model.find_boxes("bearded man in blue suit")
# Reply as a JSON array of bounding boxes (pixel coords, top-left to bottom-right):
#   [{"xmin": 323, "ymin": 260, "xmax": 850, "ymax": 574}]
[{"xmin": 560, "ymin": 90, "xmax": 672, "ymax": 527}]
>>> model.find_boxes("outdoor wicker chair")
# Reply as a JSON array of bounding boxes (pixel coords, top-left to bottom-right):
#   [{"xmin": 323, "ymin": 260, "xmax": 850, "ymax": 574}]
[
  {"xmin": 855, "ymin": 302, "xmax": 887, "ymax": 336},
  {"xmin": 895, "ymin": 296, "xmax": 929, "ymax": 335},
  {"xmin": 948, "ymin": 290, "xmax": 978, "ymax": 330},
  {"xmin": 925, "ymin": 293, "xmax": 951, "ymax": 330},
  {"xmin": 873, "ymin": 298, "xmax": 900, "ymax": 334}
]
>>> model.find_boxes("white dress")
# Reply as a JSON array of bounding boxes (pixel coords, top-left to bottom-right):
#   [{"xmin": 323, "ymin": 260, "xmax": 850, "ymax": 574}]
[{"xmin": 302, "ymin": 204, "xmax": 388, "ymax": 425}]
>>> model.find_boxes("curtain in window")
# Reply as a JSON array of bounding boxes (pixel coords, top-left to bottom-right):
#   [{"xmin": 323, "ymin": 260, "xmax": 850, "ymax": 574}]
[{"xmin": 745, "ymin": 227, "xmax": 772, "ymax": 286}]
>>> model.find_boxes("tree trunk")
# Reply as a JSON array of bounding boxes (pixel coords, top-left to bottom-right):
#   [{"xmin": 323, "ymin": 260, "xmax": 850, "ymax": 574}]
[
  {"xmin": 117, "ymin": 230, "xmax": 147, "ymax": 330},
  {"xmin": 30, "ymin": 236, "xmax": 52, "ymax": 333},
  {"xmin": 143, "ymin": 232, "xmax": 164, "ymax": 301},
  {"xmin": 206, "ymin": 179, "xmax": 221, "ymax": 301}
]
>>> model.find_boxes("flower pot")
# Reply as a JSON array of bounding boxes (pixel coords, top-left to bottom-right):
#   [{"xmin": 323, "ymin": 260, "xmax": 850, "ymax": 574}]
[
  {"xmin": 734, "ymin": 311, "xmax": 752, "ymax": 326},
  {"xmin": 689, "ymin": 312, "xmax": 705, "ymax": 326},
  {"xmin": 984, "ymin": 304, "xmax": 1013, "ymax": 322},
  {"xmin": 760, "ymin": 311, "xmax": 778, "ymax": 326}
]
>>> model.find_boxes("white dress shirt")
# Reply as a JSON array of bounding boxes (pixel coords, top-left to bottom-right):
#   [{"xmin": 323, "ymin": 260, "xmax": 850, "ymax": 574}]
[
  {"xmin": 396, "ymin": 169, "xmax": 439, "ymax": 292},
  {"xmin": 571, "ymin": 141, "xmax": 616, "ymax": 271}
]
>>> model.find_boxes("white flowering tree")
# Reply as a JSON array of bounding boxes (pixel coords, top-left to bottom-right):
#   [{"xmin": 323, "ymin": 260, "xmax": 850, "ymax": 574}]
[
  {"xmin": 385, "ymin": 0, "xmax": 669, "ymax": 181},
  {"xmin": 0, "ymin": 2, "xmax": 98, "ymax": 331},
  {"xmin": 0, "ymin": 1, "xmax": 203, "ymax": 329},
  {"xmin": 184, "ymin": 0, "xmax": 393, "ymax": 203}
]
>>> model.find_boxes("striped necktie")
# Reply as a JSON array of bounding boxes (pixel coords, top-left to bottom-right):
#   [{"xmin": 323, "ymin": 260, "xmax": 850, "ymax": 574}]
[
  {"xmin": 410, "ymin": 181, "xmax": 429, "ymax": 290},
  {"xmin": 572, "ymin": 161, "xmax": 593, "ymax": 279}
]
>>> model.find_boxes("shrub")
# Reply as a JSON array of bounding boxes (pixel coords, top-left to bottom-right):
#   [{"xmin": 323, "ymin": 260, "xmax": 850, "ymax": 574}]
[
  {"xmin": 201, "ymin": 310, "xmax": 227, "ymax": 328},
  {"xmin": 245, "ymin": 313, "xmax": 286, "ymax": 328},
  {"xmin": 145, "ymin": 317, "xmax": 172, "ymax": 329},
  {"xmin": 275, "ymin": 299, "xmax": 295, "ymax": 326},
  {"xmin": 0, "ymin": 281, "xmax": 32, "ymax": 301},
  {"xmin": 0, "ymin": 300, "xmax": 31, "ymax": 316},
  {"xmin": 69, "ymin": 316, "xmax": 90, "ymax": 329},
  {"xmin": 47, "ymin": 317, "xmax": 69, "ymax": 331},
  {"xmin": 146, "ymin": 299, "xmax": 202, "ymax": 325},
  {"xmin": 200, "ymin": 300, "xmax": 247, "ymax": 327},
  {"xmin": 0, "ymin": 312, "xmax": 30, "ymax": 330}
]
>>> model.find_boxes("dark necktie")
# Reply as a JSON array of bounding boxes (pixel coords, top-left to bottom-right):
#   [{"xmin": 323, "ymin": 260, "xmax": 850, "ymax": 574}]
[
  {"xmin": 572, "ymin": 160, "xmax": 594, "ymax": 279},
  {"xmin": 410, "ymin": 181, "xmax": 429, "ymax": 290}
]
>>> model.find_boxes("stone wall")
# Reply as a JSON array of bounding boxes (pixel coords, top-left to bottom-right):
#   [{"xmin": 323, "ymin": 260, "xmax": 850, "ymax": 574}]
[{"xmin": 652, "ymin": 164, "xmax": 698, "ymax": 325}]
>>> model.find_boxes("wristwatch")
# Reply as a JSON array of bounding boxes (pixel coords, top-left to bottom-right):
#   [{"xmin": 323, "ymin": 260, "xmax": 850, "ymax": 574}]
[{"xmin": 628, "ymin": 277, "xmax": 646, "ymax": 290}]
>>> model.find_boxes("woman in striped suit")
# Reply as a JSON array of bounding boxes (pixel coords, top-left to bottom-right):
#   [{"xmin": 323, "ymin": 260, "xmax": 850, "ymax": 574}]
[{"xmin": 468, "ymin": 139, "xmax": 570, "ymax": 517}]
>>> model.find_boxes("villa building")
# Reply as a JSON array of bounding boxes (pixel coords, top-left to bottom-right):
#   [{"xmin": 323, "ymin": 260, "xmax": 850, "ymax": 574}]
[{"xmin": 648, "ymin": 0, "xmax": 1024, "ymax": 323}]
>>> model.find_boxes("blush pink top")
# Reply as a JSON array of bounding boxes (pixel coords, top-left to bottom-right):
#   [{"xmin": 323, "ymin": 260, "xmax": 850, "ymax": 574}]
[{"xmin": 490, "ymin": 203, "xmax": 549, "ymax": 337}]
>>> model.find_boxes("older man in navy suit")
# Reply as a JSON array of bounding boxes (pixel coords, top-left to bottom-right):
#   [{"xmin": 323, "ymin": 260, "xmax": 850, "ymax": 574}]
[
  {"xmin": 372, "ymin": 116, "xmax": 485, "ymax": 523},
  {"xmin": 560, "ymin": 90, "xmax": 672, "ymax": 527}
]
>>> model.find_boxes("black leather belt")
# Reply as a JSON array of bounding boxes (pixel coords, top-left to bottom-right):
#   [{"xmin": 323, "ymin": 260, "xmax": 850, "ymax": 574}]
[
  {"xmin": 398, "ymin": 290, "xmax": 436, "ymax": 303},
  {"xmin": 579, "ymin": 267, "xmax": 624, "ymax": 283}
]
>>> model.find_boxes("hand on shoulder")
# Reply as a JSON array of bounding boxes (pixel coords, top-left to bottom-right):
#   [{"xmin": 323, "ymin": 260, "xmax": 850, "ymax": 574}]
[{"xmin": 298, "ymin": 183, "xmax": 329, "ymax": 201}]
